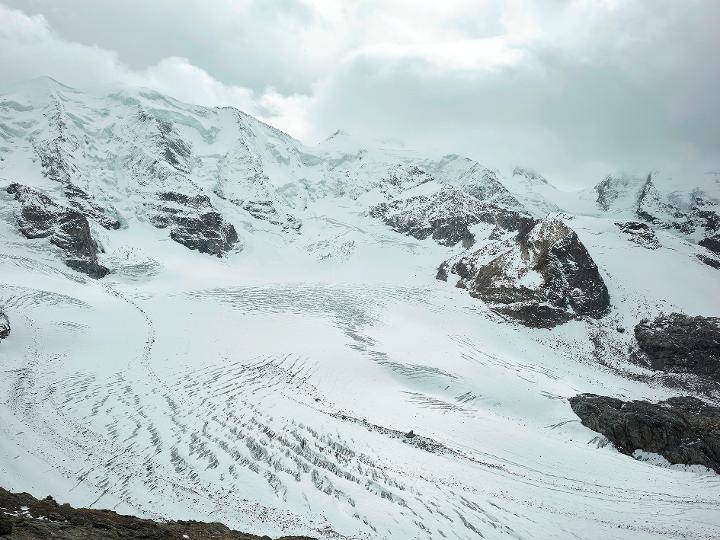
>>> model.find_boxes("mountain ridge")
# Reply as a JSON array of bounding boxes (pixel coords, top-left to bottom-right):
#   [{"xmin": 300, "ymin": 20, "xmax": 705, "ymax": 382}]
[{"xmin": 1, "ymin": 77, "xmax": 719, "ymax": 540}]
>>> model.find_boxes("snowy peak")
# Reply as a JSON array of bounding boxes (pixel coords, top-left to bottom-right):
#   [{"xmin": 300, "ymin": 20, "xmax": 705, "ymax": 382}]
[
  {"xmin": 593, "ymin": 172, "xmax": 650, "ymax": 213},
  {"xmin": 512, "ymin": 166, "xmax": 549, "ymax": 186}
]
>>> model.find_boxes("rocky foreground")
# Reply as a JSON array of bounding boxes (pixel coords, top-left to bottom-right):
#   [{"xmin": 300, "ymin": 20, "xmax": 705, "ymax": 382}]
[{"xmin": 0, "ymin": 488, "xmax": 316, "ymax": 540}]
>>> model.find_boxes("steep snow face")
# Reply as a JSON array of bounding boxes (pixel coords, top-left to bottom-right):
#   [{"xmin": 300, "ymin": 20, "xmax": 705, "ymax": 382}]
[{"xmin": 1, "ymin": 79, "xmax": 720, "ymax": 540}]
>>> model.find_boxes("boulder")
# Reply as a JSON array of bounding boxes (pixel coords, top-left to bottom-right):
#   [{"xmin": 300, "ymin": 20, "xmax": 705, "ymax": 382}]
[
  {"xmin": 634, "ymin": 313, "xmax": 720, "ymax": 381},
  {"xmin": 570, "ymin": 393, "xmax": 720, "ymax": 473},
  {"xmin": 446, "ymin": 218, "xmax": 610, "ymax": 327}
]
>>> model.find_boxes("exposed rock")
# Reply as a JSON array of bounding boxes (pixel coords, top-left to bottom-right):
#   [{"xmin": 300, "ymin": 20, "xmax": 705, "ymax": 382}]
[
  {"xmin": 698, "ymin": 253, "xmax": 720, "ymax": 269},
  {"xmin": 370, "ymin": 185, "xmax": 533, "ymax": 247},
  {"xmin": 700, "ymin": 233, "xmax": 720, "ymax": 255},
  {"xmin": 150, "ymin": 191, "xmax": 238, "ymax": 256},
  {"xmin": 447, "ymin": 218, "xmax": 610, "ymax": 327},
  {"xmin": 238, "ymin": 200, "xmax": 301, "ymax": 232},
  {"xmin": 436, "ymin": 262, "xmax": 449, "ymax": 281},
  {"xmin": 569, "ymin": 393, "xmax": 720, "ymax": 473},
  {"xmin": 634, "ymin": 313, "xmax": 720, "ymax": 381},
  {"xmin": 374, "ymin": 164, "xmax": 434, "ymax": 195},
  {"xmin": 0, "ymin": 312, "xmax": 9, "ymax": 341},
  {"xmin": 615, "ymin": 221, "xmax": 660, "ymax": 249},
  {"xmin": 0, "ymin": 486, "xmax": 316, "ymax": 539},
  {"xmin": 64, "ymin": 184, "xmax": 121, "ymax": 231},
  {"xmin": 6, "ymin": 183, "xmax": 109, "ymax": 278}
]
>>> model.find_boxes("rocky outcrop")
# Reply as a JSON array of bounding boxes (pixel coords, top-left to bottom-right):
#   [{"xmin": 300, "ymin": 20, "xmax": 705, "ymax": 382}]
[
  {"xmin": 150, "ymin": 191, "xmax": 239, "ymax": 256},
  {"xmin": 700, "ymin": 233, "xmax": 720, "ymax": 255},
  {"xmin": 634, "ymin": 313, "xmax": 720, "ymax": 381},
  {"xmin": 0, "ymin": 486, "xmax": 316, "ymax": 539},
  {"xmin": 6, "ymin": 184, "xmax": 109, "ymax": 278},
  {"xmin": 370, "ymin": 185, "xmax": 534, "ymax": 247},
  {"xmin": 615, "ymin": 221, "xmax": 660, "ymax": 249},
  {"xmin": 0, "ymin": 312, "xmax": 9, "ymax": 341},
  {"xmin": 446, "ymin": 218, "xmax": 610, "ymax": 327},
  {"xmin": 237, "ymin": 200, "xmax": 300, "ymax": 232},
  {"xmin": 569, "ymin": 393, "xmax": 720, "ymax": 473},
  {"xmin": 63, "ymin": 184, "xmax": 121, "ymax": 231},
  {"xmin": 698, "ymin": 253, "xmax": 720, "ymax": 269}
]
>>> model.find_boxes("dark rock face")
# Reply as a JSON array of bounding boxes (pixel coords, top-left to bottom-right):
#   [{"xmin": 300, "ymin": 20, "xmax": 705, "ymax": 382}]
[
  {"xmin": 615, "ymin": 221, "xmax": 660, "ymax": 249},
  {"xmin": 6, "ymin": 184, "xmax": 109, "ymax": 278},
  {"xmin": 370, "ymin": 186, "xmax": 533, "ymax": 247},
  {"xmin": 0, "ymin": 312, "xmax": 9, "ymax": 341},
  {"xmin": 700, "ymin": 234, "xmax": 720, "ymax": 255},
  {"xmin": 150, "ymin": 191, "xmax": 239, "ymax": 256},
  {"xmin": 446, "ymin": 218, "xmax": 610, "ymax": 327},
  {"xmin": 634, "ymin": 313, "xmax": 720, "ymax": 381},
  {"xmin": 239, "ymin": 200, "xmax": 301, "ymax": 233},
  {"xmin": 698, "ymin": 254, "xmax": 720, "ymax": 269},
  {"xmin": 0, "ymin": 486, "xmax": 316, "ymax": 539},
  {"xmin": 64, "ymin": 184, "xmax": 121, "ymax": 231},
  {"xmin": 570, "ymin": 393, "xmax": 720, "ymax": 473},
  {"xmin": 436, "ymin": 262, "xmax": 449, "ymax": 281}
]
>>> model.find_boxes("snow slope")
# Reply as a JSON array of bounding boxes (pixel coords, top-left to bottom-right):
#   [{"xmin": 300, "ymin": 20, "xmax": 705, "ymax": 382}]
[{"xmin": 0, "ymin": 78, "xmax": 719, "ymax": 540}]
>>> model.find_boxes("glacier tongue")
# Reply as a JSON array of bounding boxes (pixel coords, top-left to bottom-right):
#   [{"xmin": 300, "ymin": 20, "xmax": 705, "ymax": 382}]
[{"xmin": 0, "ymin": 79, "xmax": 719, "ymax": 540}]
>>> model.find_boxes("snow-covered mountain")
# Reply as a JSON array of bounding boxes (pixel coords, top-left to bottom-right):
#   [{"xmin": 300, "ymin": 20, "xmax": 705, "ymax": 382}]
[{"xmin": 1, "ymin": 77, "xmax": 719, "ymax": 539}]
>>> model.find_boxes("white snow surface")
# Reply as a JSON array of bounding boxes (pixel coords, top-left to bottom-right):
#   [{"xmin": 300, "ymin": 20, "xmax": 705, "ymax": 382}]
[{"xmin": 0, "ymin": 77, "xmax": 719, "ymax": 539}]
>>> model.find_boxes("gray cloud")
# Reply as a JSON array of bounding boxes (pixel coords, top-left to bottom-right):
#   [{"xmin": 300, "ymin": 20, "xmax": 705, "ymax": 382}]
[{"xmin": 1, "ymin": 0, "xmax": 718, "ymax": 187}]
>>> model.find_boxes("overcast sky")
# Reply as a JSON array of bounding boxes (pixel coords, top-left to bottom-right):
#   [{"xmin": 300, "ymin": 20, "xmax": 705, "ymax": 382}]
[{"xmin": 1, "ymin": 0, "xmax": 718, "ymax": 187}]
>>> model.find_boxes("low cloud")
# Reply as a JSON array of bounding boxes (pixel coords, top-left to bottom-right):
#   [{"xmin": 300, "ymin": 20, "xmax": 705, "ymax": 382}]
[{"xmin": 1, "ymin": 0, "xmax": 718, "ymax": 187}]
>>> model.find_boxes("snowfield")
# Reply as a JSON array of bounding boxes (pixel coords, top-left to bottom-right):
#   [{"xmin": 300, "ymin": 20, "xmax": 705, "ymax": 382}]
[{"xmin": 0, "ymin": 78, "xmax": 719, "ymax": 539}]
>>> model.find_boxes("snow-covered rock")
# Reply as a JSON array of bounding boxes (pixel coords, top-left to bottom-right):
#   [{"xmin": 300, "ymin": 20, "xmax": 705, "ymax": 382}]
[
  {"xmin": 6, "ymin": 183, "xmax": 109, "ymax": 277},
  {"xmin": 445, "ymin": 217, "xmax": 610, "ymax": 327},
  {"xmin": 370, "ymin": 184, "xmax": 533, "ymax": 247},
  {"xmin": 615, "ymin": 221, "xmax": 661, "ymax": 249},
  {"xmin": 149, "ymin": 191, "xmax": 239, "ymax": 256}
]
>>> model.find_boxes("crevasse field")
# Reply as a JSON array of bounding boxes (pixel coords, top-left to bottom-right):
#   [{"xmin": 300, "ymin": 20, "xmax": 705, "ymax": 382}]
[{"xmin": 0, "ymin": 79, "xmax": 719, "ymax": 539}]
